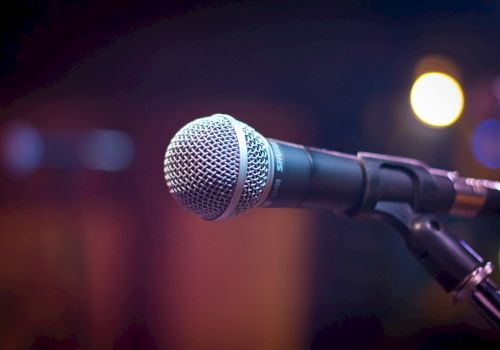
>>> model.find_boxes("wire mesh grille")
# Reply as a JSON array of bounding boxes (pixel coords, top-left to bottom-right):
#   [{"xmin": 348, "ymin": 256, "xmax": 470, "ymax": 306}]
[
  {"xmin": 164, "ymin": 114, "xmax": 271, "ymax": 220},
  {"xmin": 233, "ymin": 124, "xmax": 270, "ymax": 215}
]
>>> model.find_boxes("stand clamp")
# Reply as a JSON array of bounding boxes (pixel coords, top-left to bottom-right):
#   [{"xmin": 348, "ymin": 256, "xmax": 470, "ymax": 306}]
[{"xmin": 372, "ymin": 201, "xmax": 500, "ymax": 329}]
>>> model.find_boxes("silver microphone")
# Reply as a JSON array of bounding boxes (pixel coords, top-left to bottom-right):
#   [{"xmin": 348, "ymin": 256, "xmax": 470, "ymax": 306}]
[
  {"xmin": 164, "ymin": 114, "xmax": 500, "ymax": 221},
  {"xmin": 163, "ymin": 114, "xmax": 274, "ymax": 220}
]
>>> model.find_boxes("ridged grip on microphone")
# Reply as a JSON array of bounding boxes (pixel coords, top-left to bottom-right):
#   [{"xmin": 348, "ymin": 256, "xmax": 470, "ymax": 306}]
[{"xmin": 163, "ymin": 114, "xmax": 273, "ymax": 220}]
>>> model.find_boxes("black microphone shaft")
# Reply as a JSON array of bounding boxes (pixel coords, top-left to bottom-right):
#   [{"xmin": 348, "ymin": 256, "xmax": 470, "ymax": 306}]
[
  {"xmin": 263, "ymin": 140, "xmax": 364, "ymax": 212},
  {"xmin": 263, "ymin": 139, "xmax": 498, "ymax": 217}
]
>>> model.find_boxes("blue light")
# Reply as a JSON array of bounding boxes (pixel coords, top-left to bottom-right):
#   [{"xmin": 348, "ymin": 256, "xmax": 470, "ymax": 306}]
[
  {"xmin": 2, "ymin": 121, "xmax": 44, "ymax": 177},
  {"xmin": 81, "ymin": 130, "xmax": 135, "ymax": 171},
  {"xmin": 471, "ymin": 119, "xmax": 500, "ymax": 169}
]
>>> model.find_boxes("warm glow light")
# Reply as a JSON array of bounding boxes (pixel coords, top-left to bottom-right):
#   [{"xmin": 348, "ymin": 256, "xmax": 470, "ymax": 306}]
[{"xmin": 410, "ymin": 72, "xmax": 464, "ymax": 127}]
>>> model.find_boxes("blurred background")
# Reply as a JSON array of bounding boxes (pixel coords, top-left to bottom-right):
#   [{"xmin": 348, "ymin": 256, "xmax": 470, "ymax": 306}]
[{"xmin": 1, "ymin": 1, "xmax": 500, "ymax": 349}]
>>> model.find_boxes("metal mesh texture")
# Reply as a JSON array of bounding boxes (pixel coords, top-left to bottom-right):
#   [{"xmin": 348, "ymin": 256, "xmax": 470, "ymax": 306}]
[
  {"xmin": 164, "ymin": 114, "xmax": 270, "ymax": 220},
  {"xmin": 233, "ymin": 123, "xmax": 271, "ymax": 215}
]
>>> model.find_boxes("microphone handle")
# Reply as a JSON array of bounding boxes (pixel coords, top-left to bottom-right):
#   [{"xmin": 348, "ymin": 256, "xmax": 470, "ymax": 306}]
[
  {"xmin": 263, "ymin": 139, "xmax": 499, "ymax": 217},
  {"xmin": 263, "ymin": 139, "xmax": 365, "ymax": 212}
]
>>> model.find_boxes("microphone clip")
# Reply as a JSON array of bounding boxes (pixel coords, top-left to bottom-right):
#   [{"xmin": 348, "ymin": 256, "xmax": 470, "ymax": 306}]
[{"xmin": 356, "ymin": 152, "xmax": 444, "ymax": 215}]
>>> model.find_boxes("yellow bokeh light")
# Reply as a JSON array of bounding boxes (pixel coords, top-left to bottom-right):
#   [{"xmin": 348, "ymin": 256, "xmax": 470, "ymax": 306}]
[{"xmin": 410, "ymin": 72, "xmax": 464, "ymax": 127}]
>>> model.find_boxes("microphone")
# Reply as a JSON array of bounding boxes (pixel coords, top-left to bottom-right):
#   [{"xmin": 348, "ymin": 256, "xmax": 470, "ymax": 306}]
[{"xmin": 163, "ymin": 113, "xmax": 500, "ymax": 221}]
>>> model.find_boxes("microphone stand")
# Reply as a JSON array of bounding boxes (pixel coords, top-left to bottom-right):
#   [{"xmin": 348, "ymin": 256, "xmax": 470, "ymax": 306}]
[{"xmin": 372, "ymin": 201, "xmax": 500, "ymax": 329}]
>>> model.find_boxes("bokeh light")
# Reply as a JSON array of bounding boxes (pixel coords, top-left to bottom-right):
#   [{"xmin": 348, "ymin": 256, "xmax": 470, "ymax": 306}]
[
  {"xmin": 2, "ymin": 121, "xmax": 44, "ymax": 177},
  {"xmin": 81, "ymin": 130, "xmax": 135, "ymax": 171},
  {"xmin": 471, "ymin": 118, "xmax": 500, "ymax": 169},
  {"xmin": 410, "ymin": 72, "xmax": 464, "ymax": 127}
]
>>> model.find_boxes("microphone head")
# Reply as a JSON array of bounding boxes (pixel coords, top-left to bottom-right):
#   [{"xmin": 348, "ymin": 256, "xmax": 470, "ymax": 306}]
[{"xmin": 164, "ymin": 114, "xmax": 274, "ymax": 220}]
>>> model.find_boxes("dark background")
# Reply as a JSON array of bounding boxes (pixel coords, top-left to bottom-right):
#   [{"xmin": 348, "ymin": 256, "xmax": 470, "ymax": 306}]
[{"xmin": 0, "ymin": 1, "xmax": 499, "ymax": 349}]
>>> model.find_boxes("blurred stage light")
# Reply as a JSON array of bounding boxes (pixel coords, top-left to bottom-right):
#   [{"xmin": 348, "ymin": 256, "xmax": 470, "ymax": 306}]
[
  {"xmin": 81, "ymin": 130, "xmax": 135, "ymax": 171},
  {"xmin": 2, "ymin": 121, "xmax": 44, "ymax": 177},
  {"xmin": 2, "ymin": 122, "xmax": 135, "ymax": 176},
  {"xmin": 471, "ymin": 118, "xmax": 500, "ymax": 169},
  {"xmin": 410, "ymin": 72, "xmax": 464, "ymax": 127}
]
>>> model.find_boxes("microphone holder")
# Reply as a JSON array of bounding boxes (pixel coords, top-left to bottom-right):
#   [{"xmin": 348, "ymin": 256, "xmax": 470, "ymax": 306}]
[{"xmin": 371, "ymin": 201, "xmax": 500, "ymax": 329}]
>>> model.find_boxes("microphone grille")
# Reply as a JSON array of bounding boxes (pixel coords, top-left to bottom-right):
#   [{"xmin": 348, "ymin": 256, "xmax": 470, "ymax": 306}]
[{"xmin": 164, "ymin": 114, "xmax": 272, "ymax": 220}]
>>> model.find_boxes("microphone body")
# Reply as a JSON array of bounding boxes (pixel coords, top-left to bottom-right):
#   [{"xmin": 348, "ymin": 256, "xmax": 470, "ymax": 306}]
[
  {"xmin": 163, "ymin": 114, "xmax": 500, "ymax": 220},
  {"xmin": 262, "ymin": 140, "xmax": 365, "ymax": 212},
  {"xmin": 263, "ymin": 139, "xmax": 499, "ymax": 217}
]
